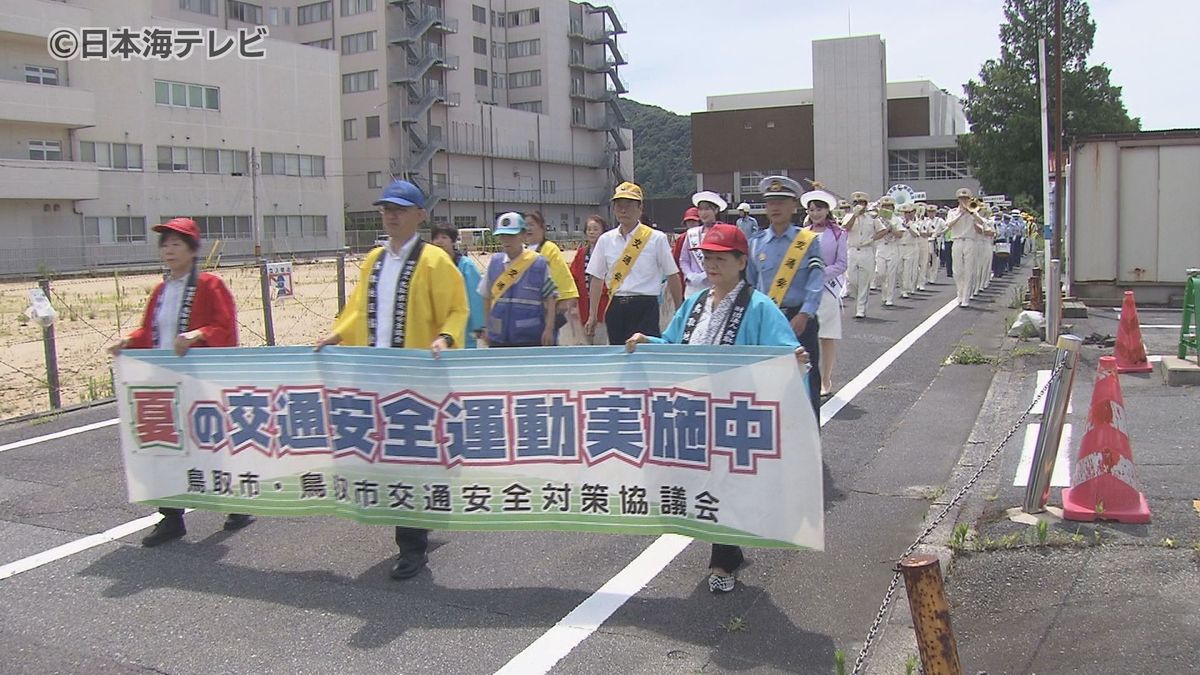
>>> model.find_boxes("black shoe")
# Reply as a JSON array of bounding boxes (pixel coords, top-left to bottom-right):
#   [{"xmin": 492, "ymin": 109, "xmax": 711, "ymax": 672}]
[
  {"xmin": 142, "ymin": 516, "xmax": 185, "ymax": 547},
  {"xmin": 390, "ymin": 551, "xmax": 428, "ymax": 580},
  {"xmin": 223, "ymin": 513, "xmax": 255, "ymax": 531}
]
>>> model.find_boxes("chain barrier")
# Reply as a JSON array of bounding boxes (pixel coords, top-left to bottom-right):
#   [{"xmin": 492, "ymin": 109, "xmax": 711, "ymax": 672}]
[{"xmin": 850, "ymin": 361, "xmax": 1064, "ymax": 675}]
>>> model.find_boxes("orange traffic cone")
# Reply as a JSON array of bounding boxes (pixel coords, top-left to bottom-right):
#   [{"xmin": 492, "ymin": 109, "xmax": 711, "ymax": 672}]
[
  {"xmin": 1114, "ymin": 290, "xmax": 1153, "ymax": 373},
  {"xmin": 1061, "ymin": 356, "xmax": 1151, "ymax": 523}
]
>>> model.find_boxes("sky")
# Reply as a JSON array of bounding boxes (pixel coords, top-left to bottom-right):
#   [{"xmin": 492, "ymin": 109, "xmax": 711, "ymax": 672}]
[{"xmin": 601, "ymin": 0, "xmax": 1195, "ymax": 130}]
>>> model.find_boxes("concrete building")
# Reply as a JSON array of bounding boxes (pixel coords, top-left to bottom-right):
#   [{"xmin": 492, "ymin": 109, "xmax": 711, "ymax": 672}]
[
  {"xmin": 0, "ymin": 0, "xmax": 344, "ymax": 276},
  {"xmin": 167, "ymin": 0, "xmax": 632, "ymax": 241},
  {"xmin": 692, "ymin": 34, "xmax": 979, "ymax": 211}
]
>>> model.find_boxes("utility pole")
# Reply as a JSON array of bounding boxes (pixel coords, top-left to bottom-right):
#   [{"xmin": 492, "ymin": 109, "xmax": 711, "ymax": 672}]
[
  {"xmin": 1052, "ymin": 0, "xmax": 1065, "ymax": 263},
  {"xmin": 251, "ymin": 146, "xmax": 261, "ymax": 258}
]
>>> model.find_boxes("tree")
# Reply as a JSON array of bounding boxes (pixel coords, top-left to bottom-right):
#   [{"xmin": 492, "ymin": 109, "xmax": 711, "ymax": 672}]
[
  {"xmin": 961, "ymin": 0, "xmax": 1139, "ymax": 212},
  {"xmin": 618, "ymin": 99, "xmax": 693, "ymax": 198}
]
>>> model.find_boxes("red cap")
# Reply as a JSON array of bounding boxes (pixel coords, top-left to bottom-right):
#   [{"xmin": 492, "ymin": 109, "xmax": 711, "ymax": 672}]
[
  {"xmin": 152, "ymin": 217, "xmax": 200, "ymax": 242},
  {"xmin": 681, "ymin": 206, "xmax": 700, "ymax": 224},
  {"xmin": 694, "ymin": 223, "xmax": 748, "ymax": 255}
]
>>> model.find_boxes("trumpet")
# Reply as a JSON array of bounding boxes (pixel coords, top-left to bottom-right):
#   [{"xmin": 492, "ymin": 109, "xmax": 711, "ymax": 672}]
[{"xmin": 966, "ymin": 197, "xmax": 983, "ymax": 214}]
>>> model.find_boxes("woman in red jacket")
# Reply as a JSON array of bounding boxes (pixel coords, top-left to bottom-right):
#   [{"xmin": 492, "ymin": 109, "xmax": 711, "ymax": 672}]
[
  {"xmin": 108, "ymin": 217, "xmax": 250, "ymax": 546},
  {"xmin": 569, "ymin": 215, "xmax": 611, "ymax": 345}
]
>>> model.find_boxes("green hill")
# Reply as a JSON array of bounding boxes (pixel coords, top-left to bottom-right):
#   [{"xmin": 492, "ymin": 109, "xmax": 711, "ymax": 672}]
[{"xmin": 619, "ymin": 98, "xmax": 693, "ymax": 199}]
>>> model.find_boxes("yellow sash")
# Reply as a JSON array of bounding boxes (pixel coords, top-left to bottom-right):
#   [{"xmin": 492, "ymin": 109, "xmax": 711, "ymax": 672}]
[
  {"xmin": 767, "ymin": 228, "xmax": 818, "ymax": 306},
  {"xmin": 607, "ymin": 223, "xmax": 651, "ymax": 294},
  {"xmin": 490, "ymin": 249, "xmax": 537, "ymax": 303}
]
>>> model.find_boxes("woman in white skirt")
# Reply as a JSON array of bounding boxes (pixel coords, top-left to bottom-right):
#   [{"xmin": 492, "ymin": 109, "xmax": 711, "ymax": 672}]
[{"xmin": 801, "ymin": 189, "xmax": 848, "ymax": 399}]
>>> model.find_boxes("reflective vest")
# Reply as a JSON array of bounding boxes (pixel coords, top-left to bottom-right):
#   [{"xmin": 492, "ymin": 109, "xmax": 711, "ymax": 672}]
[{"xmin": 486, "ymin": 253, "xmax": 550, "ymax": 346}]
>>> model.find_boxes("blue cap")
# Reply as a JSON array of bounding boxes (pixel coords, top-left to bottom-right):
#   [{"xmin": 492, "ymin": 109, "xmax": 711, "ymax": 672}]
[
  {"xmin": 493, "ymin": 211, "xmax": 527, "ymax": 236},
  {"xmin": 373, "ymin": 179, "xmax": 426, "ymax": 208}
]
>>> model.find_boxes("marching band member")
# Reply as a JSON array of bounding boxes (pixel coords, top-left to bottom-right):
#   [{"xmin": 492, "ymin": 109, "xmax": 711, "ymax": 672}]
[
  {"xmin": 873, "ymin": 196, "xmax": 903, "ymax": 307},
  {"xmin": 926, "ymin": 205, "xmax": 947, "ymax": 286},
  {"xmin": 937, "ymin": 187, "xmax": 988, "ymax": 307},
  {"xmin": 896, "ymin": 202, "xmax": 921, "ymax": 299},
  {"xmin": 843, "ymin": 191, "xmax": 886, "ymax": 319}
]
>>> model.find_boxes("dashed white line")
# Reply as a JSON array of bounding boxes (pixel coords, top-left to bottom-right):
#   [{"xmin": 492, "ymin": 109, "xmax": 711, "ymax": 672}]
[{"xmin": 0, "ymin": 418, "xmax": 118, "ymax": 454}]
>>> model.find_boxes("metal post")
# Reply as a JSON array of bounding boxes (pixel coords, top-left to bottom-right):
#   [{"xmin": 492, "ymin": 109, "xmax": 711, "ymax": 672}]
[
  {"xmin": 1029, "ymin": 265, "xmax": 1044, "ymax": 313},
  {"xmin": 39, "ymin": 278, "xmax": 62, "ymax": 410},
  {"xmin": 1024, "ymin": 334, "xmax": 1082, "ymax": 513},
  {"xmin": 1046, "ymin": 258, "xmax": 1061, "ymax": 344},
  {"xmin": 336, "ymin": 248, "xmax": 348, "ymax": 313},
  {"xmin": 259, "ymin": 259, "xmax": 276, "ymax": 346},
  {"xmin": 899, "ymin": 554, "xmax": 962, "ymax": 675}
]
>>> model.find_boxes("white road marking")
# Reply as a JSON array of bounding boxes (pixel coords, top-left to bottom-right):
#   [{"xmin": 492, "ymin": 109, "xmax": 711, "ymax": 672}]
[
  {"xmin": 1013, "ymin": 423, "xmax": 1073, "ymax": 487},
  {"xmin": 1032, "ymin": 370, "xmax": 1073, "ymax": 416},
  {"xmin": 1, "ymin": 513, "xmax": 161, "ymax": 581},
  {"xmin": 0, "ymin": 418, "xmax": 118, "ymax": 454},
  {"xmin": 495, "ymin": 298, "xmax": 961, "ymax": 675}
]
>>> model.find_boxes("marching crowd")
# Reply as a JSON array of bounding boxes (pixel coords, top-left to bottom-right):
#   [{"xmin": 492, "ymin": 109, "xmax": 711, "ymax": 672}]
[{"xmin": 109, "ymin": 176, "xmax": 1033, "ymax": 594}]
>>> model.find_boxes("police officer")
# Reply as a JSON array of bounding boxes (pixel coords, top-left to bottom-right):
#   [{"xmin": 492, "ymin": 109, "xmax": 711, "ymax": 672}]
[{"xmin": 746, "ymin": 176, "xmax": 825, "ymax": 419}]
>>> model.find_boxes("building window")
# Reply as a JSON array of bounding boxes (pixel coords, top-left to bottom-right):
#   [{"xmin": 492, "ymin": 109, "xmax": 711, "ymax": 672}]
[
  {"xmin": 341, "ymin": 31, "xmax": 375, "ymax": 54},
  {"xmin": 261, "ymin": 152, "xmax": 325, "ymax": 177},
  {"xmin": 227, "ymin": 0, "xmax": 263, "ymax": 24},
  {"xmin": 25, "ymin": 65, "xmax": 59, "ymax": 85},
  {"xmin": 429, "ymin": 124, "xmax": 443, "ymax": 141},
  {"xmin": 298, "ymin": 1, "xmax": 331, "ymax": 24},
  {"xmin": 28, "ymin": 140, "xmax": 63, "ymax": 161},
  {"xmin": 508, "ymin": 70, "xmax": 541, "ymax": 89},
  {"xmin": 366, "ymin": 115, "xmax": 381, "ymax": 138},
  {"xmin": 80, "ymin": 142, "xmax": 143, "ymax": 170},
  {"xmin": 474, "ymin": 68, "xmax": 488, "ymax": 87},
  {"xmin": 155, "ymin": 79, "xmax": 219, "ymax": 110},
  {"xmin": 739, "ymin": 169, "xmax": 786, "ymax": 197},
  {"xmin": 264, "ymin": 215, "xmax": 328, "ymax": 238},
  {"xmin": 491, "ymin": 10, "xmax": 505, "ymax": 27},
  {"xmin": 491, "ymin": 41, "xmax": 505, "ymax": 58},
  {"xmin": 174, "ymin": 215, "xmax": 252, "ymax": 240},
  {"xmin": 343, "ymin": 119, "xmax": 357, "ymax": 141},
  {"xmin": 180, "ymin": 0, "xmax": 218, "ymax": 15},
  {"xmin": 888, "ymin": 150, "xmax": 921, "ymax": 182},
  {"xmin": 541, "ymin": 179, "xmax": 556, "ymax": 194},
  {"xmin": 454, "ymin": 216, "xmax": 477, "ymax": 228},
  {"xmin": 511, "ymin": 101, "xmax": 542, "ymax": 114},
  {"xmin": 367, "ymin": 171, "xmax": 383, "ymax": 189},
  {"xmin": 342, "ymin": 70, "xmax": 377, "ymax": 93},
  {"xmin": 925, "ymin": 148, "xmax": 971, "ymax": 180},
  {"xmin": 340, "ymin": 0, "xmax": 373, "ymax": 16},
  {"xmin": 472, "ymin": 4, "xmax": 486, "ymax": 23},
  {"xmin": 508, "ymin": 8, "xmax": 539, "ymax": 25},
  {"xmin": 156, "ymin": 146, "xmax": 249, "ymax": 174},
  {"xmin": 303, "ymin": 38, "xmax": 334, "ymax": 49},
  {"xmin": 492, "ymin": 73, "xmax": 506, "ymax": 89},
  {"xmin": 85, "ymin": 217, "xmax": 148, "ymax": 244},
  {"xmin": 432, "ymin": 173, "xmax": 447, "ymax": 190},
  {"xmin": 571, "ymin": 103, "xmax": 585, "ymax": 126},
  {"xmin": 473, "ymin": 36, "xmax": 487, "ymax": 55},
  {"xmin": 507, "ymin": 39, "xmax": 540, "ymax": 58}
]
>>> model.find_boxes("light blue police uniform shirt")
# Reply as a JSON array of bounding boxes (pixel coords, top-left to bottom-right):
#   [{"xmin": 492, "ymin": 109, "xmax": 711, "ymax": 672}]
[{"xmin": 745, "ymin": 224, "xmax": 825, "ymax": 316}]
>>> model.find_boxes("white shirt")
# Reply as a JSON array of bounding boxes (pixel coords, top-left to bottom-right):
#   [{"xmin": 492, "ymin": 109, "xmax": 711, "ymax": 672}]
[
  {"xmin": 944, "ymin": 208, "xmax": 980, "ymax": 240},
  {"xmin": 153, "ymin": 275, "xmax": 188, "ymax": 349},
  {"xmin": 842, "ymin": 211, "xmax": 883, "ymax": 249},
  {"xmin": 373, "ymin": 233, "xmax": 420, "ymax": 348},
  {"xmin": 584, "ymin": 223, "xmax": 678, "ymax": 297}
]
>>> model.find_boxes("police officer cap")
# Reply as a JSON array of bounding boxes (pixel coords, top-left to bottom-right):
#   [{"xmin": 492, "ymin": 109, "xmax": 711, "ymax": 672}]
[
  {"xmin": 758, "ymin": 175, "xmax": 802, "ymax": 199},
  {"xmin": 850, "ymin": 191, "xmax": 869, "ymax": 202}
]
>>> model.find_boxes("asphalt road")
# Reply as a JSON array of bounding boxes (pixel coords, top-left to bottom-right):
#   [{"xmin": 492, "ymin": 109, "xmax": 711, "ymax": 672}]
[{"xmin": 0, "ymin": 270, "xmax": 1023, "ymax": 674}]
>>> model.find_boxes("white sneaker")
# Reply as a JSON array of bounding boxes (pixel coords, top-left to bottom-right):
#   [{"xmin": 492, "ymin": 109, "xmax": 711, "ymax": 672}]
[
  {"xmin": 708, "ymin": 573, "xmax": 736, "ymax": 593},
  {"xmin": 901, "ymin": 292, "xmax": 910, "ymax": 299},
  {"xmin": 884, "ymin": 301, "xmax": 894, "ymax": 307},
  {"xmin": 959, "ymin": 301, "xmax": 969, "ymax": 308}
]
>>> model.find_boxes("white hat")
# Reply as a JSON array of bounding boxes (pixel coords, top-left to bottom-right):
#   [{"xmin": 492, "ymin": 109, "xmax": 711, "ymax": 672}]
[
  {"xmin": 692, "ymin": 190, "xmax": 728, "ymax": 212},
  {"xmin": 800, "ymin": 190, "xmax": 838, "ymax": 211},
  {"xmin": 737, "ymin": 202, "xmax": 750, "ymax": 211}
]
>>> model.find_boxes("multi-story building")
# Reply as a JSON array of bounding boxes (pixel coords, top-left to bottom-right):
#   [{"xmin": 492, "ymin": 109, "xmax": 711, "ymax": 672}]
[
  {"xmin": 0, "ymin": 0, "xmax": 344, "ymax": 275},
  {"xmin": 165, "ymin": 0, "xmax": 633, "ymax": 241},
  {"xmin": 692, "ymin": 35, "xmax": 980, "ymax": 211}
]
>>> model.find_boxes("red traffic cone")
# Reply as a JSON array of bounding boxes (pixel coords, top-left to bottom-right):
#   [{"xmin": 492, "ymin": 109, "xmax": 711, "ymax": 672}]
[
  {"xmin": 1062, "ymin": 356, "xmax": 1151, "ymax": 523},
  {"xmin": 1114, "ymin": 290, "xmax": 1153, "ymax": 373}
]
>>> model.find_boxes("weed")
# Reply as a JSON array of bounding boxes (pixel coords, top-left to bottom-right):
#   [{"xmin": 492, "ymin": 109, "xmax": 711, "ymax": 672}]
[
  {"xmin": 724, "ymin": 616, "xmax": 748, "ymax": 633},
  {"xmin": 834, "ymin": 649, "xmax": 846, "ymax": 675},
  {"xmin": 949, "ymin": 344, "xmax": 994, "ymax": 365},
  {"xmin": 1095, "ymin": 501, "xmax": 1105, "ymax": 516},
  {"xmin": 905, "ymin": 654, "xmax": 919, "ymax": 675},
  {"xmin": 962, "ymin": 328, "xmax": 975, "ymax": 336},
  {"xmin": 985, "ymin": 491, "xmax": 1000, "ymax": 502},
  {"xmin": 1160, "ymin": 537, "xmax": 1178, "ymax": 550},
  {"xmin": 950, "ymin": 522, "xmax": 970, "ymax": 550},
  {"xmin": 1035, "ymin": 520, "xmax": 1049, "ymax": 545},
  {"xmin": 1008, "ymin": 283, "xmax": 1028, "ymax": 309},
  {"xmin": 1012, "ymin": 345, "xmax": 1041, "ymax": 358},
  {"xmin": 29, "ymin": 412, "xmax": 62, "ymax": 426}
]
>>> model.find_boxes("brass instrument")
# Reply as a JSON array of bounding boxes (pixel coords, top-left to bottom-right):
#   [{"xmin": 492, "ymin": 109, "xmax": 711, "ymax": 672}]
[{"xmin": 966, "ymin": 197, "xmax": 983, "ymax": 214}]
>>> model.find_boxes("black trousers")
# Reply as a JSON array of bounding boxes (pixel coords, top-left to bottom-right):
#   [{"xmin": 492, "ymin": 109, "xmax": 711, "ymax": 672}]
[
  {"xmin": 941, "ymin": 241, "xmax": 954, "ymax": 278},
  {"xmin": 605, "ymin": 295, "xmax": 661, "ymax": 345},
  {"xmin": 395, "ymin": 526, "xmax": 429, "ymax": 555},
  {"xmin": 782, "ymin": 307, "xmax": 821, "ymax": 423},
  {"xmin": 709, "ymin": 543, "xmax": 745, "ymax": 573}
]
